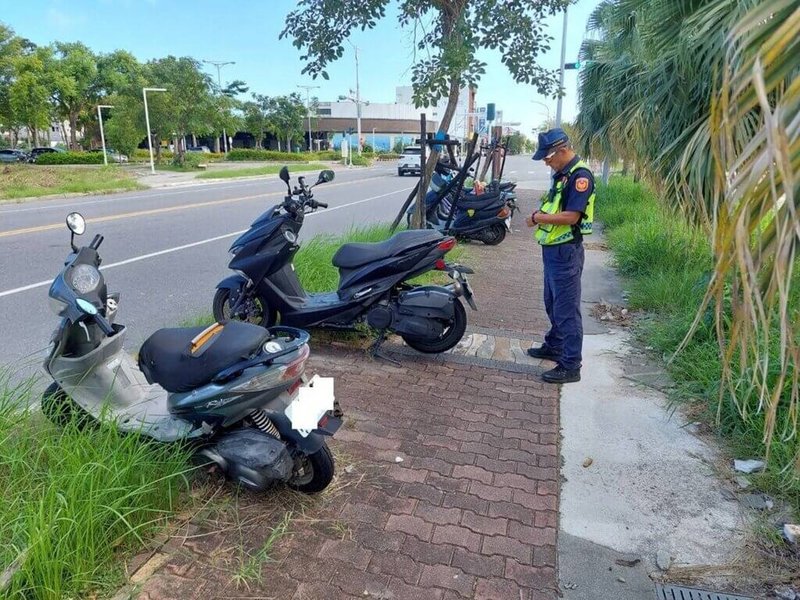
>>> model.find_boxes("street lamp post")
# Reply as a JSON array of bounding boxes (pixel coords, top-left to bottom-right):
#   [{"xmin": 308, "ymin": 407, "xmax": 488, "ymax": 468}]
[
  {"xmin": 555, "ymin": 6, "xmax": 568, "ymax": 127},
  {"xmin": 346, "ymin": 40, "xmax": 362, "ymax": 154},
  {"xmin": 97, "ymin": 104, "xmax": 113, "ymax": 166},
  {"xmin": 142, "ymin": 87, "xmax": 166, "ymax": 175},
  {"xmin": 203, "ymin": 60, "xmax": 235, "ymax": 153},
  {"xmin": 530, "ymin": 100, "xmax": 552, "ymax": 125},
  {"xmin": 372, "ymin": 127, "xmax": 376, "ymax": 151},
  {"xmin": 297, "ymin": 84, "xmax": 320, "ymax": 152}
]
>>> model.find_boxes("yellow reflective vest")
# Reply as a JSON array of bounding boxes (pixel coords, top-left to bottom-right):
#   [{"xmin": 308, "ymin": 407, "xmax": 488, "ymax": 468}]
[{"xmin": 535, "ymin": 160, "xmax": 595, "ymax": 246}]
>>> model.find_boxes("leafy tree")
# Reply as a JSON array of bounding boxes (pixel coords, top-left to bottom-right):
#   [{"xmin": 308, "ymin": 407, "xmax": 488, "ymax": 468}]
[
  {"xmin": 506, "ymin": 131, "xmax": 529, "ymax": 155},
  {"xmin": 144, "ymin": 56, "xmax": 216, "ymax": 163},
  {"xmin": 241, "ymin": 93, "xmax": 272, "ymax": 149},
  {"xmin": 574, "ymin": 0, "xmax": 800, "ymax": 464},
  {"xmin": 50, "ymin": 42, "xmax": 98, "ymax": 150},
  {"xmin": 9, "ymin": 46, "xmax": 53, "ymax": 147},
  {"xmin": 0, "ymin": 23, "xmax": 22, "ymax": 144},
  {"xmin": 268, "ymin": 93, "xmax": 306, "ymax": 152},
  {"xmin": 222, "ymin": 79, "xmax": 249, "ymax": 97},
  {"xmin": 281, "ymin": 0, "xmax": 567, "ymax": 224}
]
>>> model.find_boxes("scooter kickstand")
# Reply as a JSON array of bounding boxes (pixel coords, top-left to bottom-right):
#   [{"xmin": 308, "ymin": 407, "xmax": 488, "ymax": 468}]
[{"xmin": 369, "ymin": 331, "xmax": 401, "ymax": 366}]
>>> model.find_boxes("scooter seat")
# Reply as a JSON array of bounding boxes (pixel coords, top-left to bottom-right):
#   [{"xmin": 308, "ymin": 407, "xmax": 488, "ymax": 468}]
[
  {"xmin": 138, "ymin": 321, "xmax": 270, "ymax": 394},
  {"xmin": 332, "ymin": 229, "xmax": 443, "ymax": 269}
]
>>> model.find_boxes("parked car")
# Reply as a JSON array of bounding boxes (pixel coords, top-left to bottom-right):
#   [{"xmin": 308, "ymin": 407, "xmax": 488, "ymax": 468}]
[
  {"xmin": 0, "ymin": 148, "xmax": 29, "ymax": 163},
  {"xmin": 397, "ymin": 146, "xmax": 421, "ymax": 176},
  {"xmin": 187, "ymin": 146, "xmax": 211, "ymax": 153},
  {"xmin": 89, "ymin": 148, "xmax": 129, "ymax": 163},
  {"xmin": 28, "ymin": 147, "xmax": 64, "ymax": 163}
]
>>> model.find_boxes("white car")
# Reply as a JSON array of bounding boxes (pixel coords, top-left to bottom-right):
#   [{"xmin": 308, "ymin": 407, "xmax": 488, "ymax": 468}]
[{"xmin": 397, "ymin": 146, "xmax": 421, "ymax": 176}]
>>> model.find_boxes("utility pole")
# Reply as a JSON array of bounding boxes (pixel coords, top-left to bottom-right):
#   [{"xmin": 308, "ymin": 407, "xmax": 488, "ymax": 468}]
[
  {"xmin": 555, "ymin": 6, "xmax": 568, "ymax": 127},
  {"xmin": 297, "ymin": 84, "xmax": 320, "ymax": 152},
  {"xmin": 97, "ymin": 104, "xmax": 113, "ymax": 166},
  {"xmin": 142, "ymin": 88, "xmax": 166, "ymax": 175},
  {"xmin": 203, "ymin": 59, "xmax": 235, "ymax": 153},
  {"xmin": 346, "ymin": 40, "xmax": 362, "ymax": 154}
]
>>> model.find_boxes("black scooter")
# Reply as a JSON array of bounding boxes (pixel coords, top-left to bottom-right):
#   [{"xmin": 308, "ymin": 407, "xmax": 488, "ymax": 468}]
[{"xmin": 213, "ymin": 167, "xmax": 476, "ymax": 355}]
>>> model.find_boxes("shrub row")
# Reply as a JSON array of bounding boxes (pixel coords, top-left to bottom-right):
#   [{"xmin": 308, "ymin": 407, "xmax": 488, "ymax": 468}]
[{"xmin": 35, "ymin": 151, "xmax": 105, "ymax": 165}]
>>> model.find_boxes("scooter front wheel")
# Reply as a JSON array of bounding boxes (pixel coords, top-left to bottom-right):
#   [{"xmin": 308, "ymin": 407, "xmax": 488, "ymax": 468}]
[
  {"xmin": 402, "ymin": 297, "xmax": 467, "ymax": 354},
  {"xmin": 288, "ymin": 443, "xmax": 335, "ymax": 494},
  {"xmin": 213, "ymin": 288, "xmax": 277, "ymax": 327},
  {"xmin": 41, "ymin": 382, "xmax": 94, "ymax": 429}
]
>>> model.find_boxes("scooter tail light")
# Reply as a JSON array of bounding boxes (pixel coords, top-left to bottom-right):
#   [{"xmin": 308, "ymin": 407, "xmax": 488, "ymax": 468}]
[
  {"xmin": 435, "ymin": 259, "xmax": 447, "ymax": 271},
  {"xmin": 497, "ymin": 207, "xmax": 511, "ymax": 219},
  {"xmin": 281, "ymin": 343, "xmax": 310, "ymax": 381},
  {"xmin": 437, "ymin": 238, "xmax": 457, "ymax": 252}
]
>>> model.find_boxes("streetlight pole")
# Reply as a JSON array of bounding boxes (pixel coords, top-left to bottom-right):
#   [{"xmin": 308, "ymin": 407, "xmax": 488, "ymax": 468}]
[
  {"xmin": 297, "ymin": 84, "xmax": 320, "ymax": 152},
  {"xmin": 346, "ymin": 40, "xmax": 362, "ymax": 154},
  {"xmin": 142, "ymin": 87, "xmax": 166, "ymax": 175},
  {"xmin": 555, "ymin": 6, "xmax": 568, "ymax": 127},
  {"xmin": 97, "ymin": 104, "xmax": 113, "ymax": 166},
  {"xmin": 203, "ymin": 60, "xmax": 235, "ymax": 153}
]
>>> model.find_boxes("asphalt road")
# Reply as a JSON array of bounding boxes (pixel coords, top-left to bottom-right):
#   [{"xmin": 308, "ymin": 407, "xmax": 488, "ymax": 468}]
[{"xmin": 0, "ymin": 155, "xmax": 551, "ymax": 377}]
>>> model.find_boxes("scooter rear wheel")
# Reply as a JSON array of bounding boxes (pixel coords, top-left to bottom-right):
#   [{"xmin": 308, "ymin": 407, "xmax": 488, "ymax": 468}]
[
  {"xmin": 213, "ymin": 288, "xmax": 277, "ymax": 327},
  {"xmin": 41, "ymin": 382, "xmax": 94, "ymax": 429},
  {"xmin": 402, "ymin": 297, "xmax": 467, "ymax": 354},
  {"xmin": 481, "ymin": 223, "xmax": 507, "ymax": 246},
  {"xmin": 288, "ymin": 443, "xmax": 335, "ymax": 494}
]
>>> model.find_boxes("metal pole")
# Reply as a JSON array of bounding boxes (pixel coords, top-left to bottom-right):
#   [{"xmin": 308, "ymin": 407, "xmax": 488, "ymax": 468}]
[
  {"xmin": 297, "ymin": 85, "xmax": 320, "ymax": 152},
  {"xmin": 142, "ymin": 88, "xmax": 166, "ymax": 175},
  {"xmin": 372, "ymin": 127, "xmax": 376, "ymax": 151},
  {"xmin": 204, "ymin": 60, "xmax": 235, "ymax": 153},
  {"xmin": 415, "ymin": 113, "xmax": 427, "ymax": 229},
  {"xmin": 355, "ymin": 46, "xmax": 362, "ymax": 155},
  {"xmin": 555, "ymin": 6, "xmax": 568, "ymax": 127},
  {"xmin": 97, "ymin": 105, "xmax": 113, "ymax": 166}
]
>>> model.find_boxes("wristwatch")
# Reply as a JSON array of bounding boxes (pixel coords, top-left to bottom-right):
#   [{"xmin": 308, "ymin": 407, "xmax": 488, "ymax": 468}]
[{"xmin": 531, "ymin": 210, "xmax": 540, "ymax": 224}]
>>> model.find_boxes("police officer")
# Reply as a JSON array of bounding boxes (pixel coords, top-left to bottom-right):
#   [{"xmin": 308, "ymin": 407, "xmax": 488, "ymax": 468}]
[{"xmin": 525, "ymin": 128, "xmax": 595, "ymax": 384}]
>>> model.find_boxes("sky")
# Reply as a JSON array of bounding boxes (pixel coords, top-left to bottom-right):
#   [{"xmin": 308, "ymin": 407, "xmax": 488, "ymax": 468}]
[{"xmin": 2, "ymin": 0, "xmax": 601, "ymax": 139}]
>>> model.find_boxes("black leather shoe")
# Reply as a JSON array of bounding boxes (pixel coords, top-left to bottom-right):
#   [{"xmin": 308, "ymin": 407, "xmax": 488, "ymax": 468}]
[
  {"xmin": 527, "ymin": 345, "xmax": 562, "ymax": 360},
  {"xmin": 541, "ymin": 365, "xmax": 581, "ymax": 384}
]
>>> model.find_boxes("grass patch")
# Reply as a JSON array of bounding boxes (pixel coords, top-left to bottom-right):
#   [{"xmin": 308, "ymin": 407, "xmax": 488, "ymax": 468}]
[
  {"xmin": 0, "ymin": 374, "xmax": 192, "ymax": 599},
  {"xmin": 196, "ymin": 163, "xmax": 330, "ymax": 180},
  {"xmin": 0, "ymin": 165, "xmax": 143, "ymax": 201},
  {"xmin": 597, "ymin": 176, "xmax": 799, "ymax": 514}
]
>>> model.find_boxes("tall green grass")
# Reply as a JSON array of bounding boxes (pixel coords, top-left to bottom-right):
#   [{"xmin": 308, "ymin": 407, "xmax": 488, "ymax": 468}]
[
  {"xmin": 597, "ymin": 177, "xmax": 799, "ymax": 512},
  {"xmin": 0, "ymin": 374, "xmax": 192, "ymax": 599},
  {"xmin": 294, "ymin": 223, "xmax": 466, "ymax": 293}
]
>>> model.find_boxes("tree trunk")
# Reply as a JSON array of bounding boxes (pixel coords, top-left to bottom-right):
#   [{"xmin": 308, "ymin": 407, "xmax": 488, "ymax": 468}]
[
  {"xmin": 192, "ymin": 134, "xmax": 197, "ymax": 147},
  {"xmin": 602, "ymin": 158, "xmax": 610, "ymax": 185},
  {"xmin": 213, "ymin": 136, "xmax": 221, "ymax": 153},
  {"xmin": 69, "ymin": 112, "xmax": 78, "ymax": 150},
  {"xmin": 287, "ymin": 136, "xmax": 291, "ymax": 152},
  {"xmin": 277, "ymin": 138, "xmax": 281, "ymax": 152},
  {"xmin": 621, "ymin": 158, "xmax": 629, "ymax": 177}
]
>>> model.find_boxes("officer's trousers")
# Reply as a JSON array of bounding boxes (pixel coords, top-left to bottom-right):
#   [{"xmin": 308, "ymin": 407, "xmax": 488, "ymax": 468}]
[{"xmin": 541, "ymin": 240, "xmax": 585, "ymax": 370}]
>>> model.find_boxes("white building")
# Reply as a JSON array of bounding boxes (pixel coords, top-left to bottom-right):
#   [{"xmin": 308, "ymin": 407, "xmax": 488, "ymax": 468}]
[{"xmin": 395, "ymin": 85, "xmax": 476, "ymax": 141}]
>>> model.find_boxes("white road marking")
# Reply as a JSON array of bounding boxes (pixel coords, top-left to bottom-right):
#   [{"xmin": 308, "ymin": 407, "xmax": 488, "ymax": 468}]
[
  {"xmin": 0, "ymin": 187, "xmax": 414, "ymax": 299},
  {"xmin": 0, "ymin": 166, "xmax": 388, "ymax": 215}
]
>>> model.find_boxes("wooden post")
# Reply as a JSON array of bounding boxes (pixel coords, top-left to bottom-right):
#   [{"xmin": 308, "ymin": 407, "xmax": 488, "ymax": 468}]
[
  {"xmin": 390, "ymin": 181, "xmax": 421, "ymax": 233},
  {"xmin": 414, "ymin": 114, "xmax": 427, "ymax": 229}
]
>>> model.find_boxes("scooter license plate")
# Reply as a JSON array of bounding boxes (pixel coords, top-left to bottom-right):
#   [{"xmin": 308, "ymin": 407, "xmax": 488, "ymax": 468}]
[{"xmin": 284, "ymin": 375, "xmax": 335, "ymax": 437}]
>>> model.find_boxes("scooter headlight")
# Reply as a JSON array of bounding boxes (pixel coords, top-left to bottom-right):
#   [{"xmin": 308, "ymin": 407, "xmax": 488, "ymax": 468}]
[{"xmin": 70, "ymin": 264, "xmax": 101, "ymax": 294}]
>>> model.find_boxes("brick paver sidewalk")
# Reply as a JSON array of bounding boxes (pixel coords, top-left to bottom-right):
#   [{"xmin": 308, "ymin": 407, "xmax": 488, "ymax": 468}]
[{"xmin": 125, "ymin": 192, "xmax": 560, "ymax": 600}]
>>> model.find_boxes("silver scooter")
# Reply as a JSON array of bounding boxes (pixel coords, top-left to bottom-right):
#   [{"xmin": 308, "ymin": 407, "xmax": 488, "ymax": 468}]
[{"xmin": 42, "ymin": 212, "xmax": 342, "ymax": 494}]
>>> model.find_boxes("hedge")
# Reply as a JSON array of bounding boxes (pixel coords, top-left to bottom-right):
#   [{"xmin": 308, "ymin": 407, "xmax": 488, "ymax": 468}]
[
  {"xmin": 227, "ymin": 149, "xmax": 342, "ymax": 162},
  {"xmin": 35, "ymin": 152, "xmax": 104, "ymax": 165}
]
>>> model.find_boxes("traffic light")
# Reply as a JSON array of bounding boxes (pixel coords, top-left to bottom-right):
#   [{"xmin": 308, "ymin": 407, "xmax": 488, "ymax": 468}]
[
  {"xmin": 564, "ymin": 61, "xmax": 581, "ymax": 70},
  {"xmin": 486, "ymin": 103, "xmax": 496, "ymax": 122}
]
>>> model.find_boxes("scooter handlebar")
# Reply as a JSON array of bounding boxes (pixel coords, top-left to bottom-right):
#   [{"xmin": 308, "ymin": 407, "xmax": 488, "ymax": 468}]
[{"xmin": 92, "ymin": 312, "xmax": 115, "ymax": 336}]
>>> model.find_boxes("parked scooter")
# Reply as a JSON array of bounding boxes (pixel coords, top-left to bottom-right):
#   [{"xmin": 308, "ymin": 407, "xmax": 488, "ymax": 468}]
[
  {"xmin": 42, "ymin": 212, "xmax": 341, "ymax": 494},
  {"xmin": 407, "ymin": 166, "xmax": 514, "ymax": 245},
  {"xmin": 213, "ymin": 167, "xmax": 476, "ymax": 356}
]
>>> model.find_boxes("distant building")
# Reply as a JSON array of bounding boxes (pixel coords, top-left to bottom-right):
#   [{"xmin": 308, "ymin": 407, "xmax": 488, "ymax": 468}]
[
  {"xmin": 1, "ymin": 119, "xmax": 76, "ymax": 148},
  {"xmin": 395, "ymin": 85, "xmax": 476, "ymax": 142}
]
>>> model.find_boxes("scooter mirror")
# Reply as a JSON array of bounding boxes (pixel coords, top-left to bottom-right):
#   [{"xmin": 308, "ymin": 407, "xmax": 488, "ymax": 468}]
[
  {"xmin": 66, "ymin": 212, "xmax": 86, "ymax": 235},
  {"xmin": 317, "ymin": 170, "xmax": 335, "ymax": 184},
  {"xmin": 279, "ymin": 166, "xmax": 290, "ymax": 184}
]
